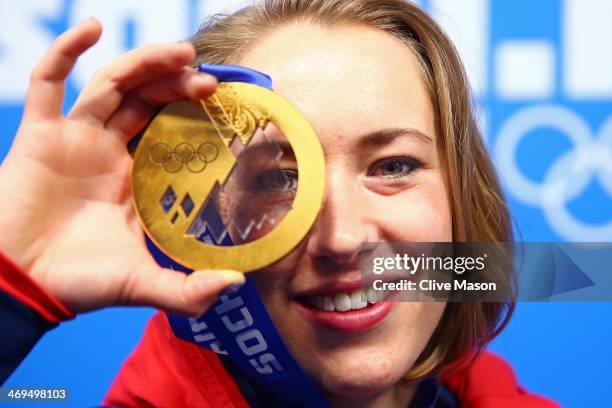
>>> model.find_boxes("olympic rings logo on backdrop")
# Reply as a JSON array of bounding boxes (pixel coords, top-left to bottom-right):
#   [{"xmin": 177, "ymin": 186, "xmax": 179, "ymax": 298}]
[
  {"xmin": 149, "ymin": 142, "xmax": 219, "ymax": 174},
  {"xmin": 495, "ymin": 105, "xmax": 612, "ymax": 241}
]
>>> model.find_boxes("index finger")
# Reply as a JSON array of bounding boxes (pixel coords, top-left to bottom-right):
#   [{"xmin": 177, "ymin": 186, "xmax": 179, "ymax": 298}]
[{"xmin": 23, "ymin": 17, "xmax": 102, "ymax": 122}]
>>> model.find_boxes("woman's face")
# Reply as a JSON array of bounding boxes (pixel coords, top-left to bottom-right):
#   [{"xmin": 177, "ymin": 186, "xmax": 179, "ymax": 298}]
[{"xmin": 238, "ymin": 23, "xmax": 452, "ymax": 401}]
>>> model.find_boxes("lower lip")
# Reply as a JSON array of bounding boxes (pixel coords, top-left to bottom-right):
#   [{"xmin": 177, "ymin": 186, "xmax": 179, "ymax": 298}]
[{"xmin": 296, "ymin": 299, "xmax": 396, "ymax": 334}]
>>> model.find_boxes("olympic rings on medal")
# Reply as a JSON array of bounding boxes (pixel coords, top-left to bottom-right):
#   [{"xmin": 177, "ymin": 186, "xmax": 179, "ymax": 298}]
[{"xmin": 149, "ymin": 142, "xmax": 219, "ymax": 173}]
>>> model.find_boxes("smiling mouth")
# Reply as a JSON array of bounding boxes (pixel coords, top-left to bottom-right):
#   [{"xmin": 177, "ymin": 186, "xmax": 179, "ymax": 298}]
[
  {"xmin": 296, "ymin": 287, "xmax": 387, "ymax": 312},
  {"xmin": 294, "ymin": 285, "xmax": 396, "ymax": 334}
]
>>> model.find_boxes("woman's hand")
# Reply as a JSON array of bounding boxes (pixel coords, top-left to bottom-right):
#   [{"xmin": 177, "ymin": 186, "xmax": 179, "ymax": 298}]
[{"xmin": 0, "ymin": 18, "xmax": 244, "ymax": 316}]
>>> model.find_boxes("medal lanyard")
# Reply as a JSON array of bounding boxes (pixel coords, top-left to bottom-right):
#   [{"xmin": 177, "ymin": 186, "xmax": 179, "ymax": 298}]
[{"xmin": 155, "ymin": 63, "xmax": 331, "ymax": 408}]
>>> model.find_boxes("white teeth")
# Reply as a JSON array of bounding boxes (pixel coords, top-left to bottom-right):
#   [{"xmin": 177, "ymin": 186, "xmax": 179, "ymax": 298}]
[
  {"xmin": 366, "ymin": 287, "xmax": 379, "ymax": 303},
  {"xmin": 307, "ymin": 289, "xmax": 384, "ymax": 312},
  {"xmin": 350, "ymin": 290, "xmax": 368, "ymax": 310},
  {"xmin": 334, "ymin": 293, "xmax": 352, "ymax": 312},
  {"xmin": 322, "ymin": 296, "xmax": 335, "ymax": 312}
]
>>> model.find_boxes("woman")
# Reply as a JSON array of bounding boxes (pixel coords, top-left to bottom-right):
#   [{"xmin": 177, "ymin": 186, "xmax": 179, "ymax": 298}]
[{"xmin": 0, "ymin": 0, "xmax": 558, "ymax": 406}]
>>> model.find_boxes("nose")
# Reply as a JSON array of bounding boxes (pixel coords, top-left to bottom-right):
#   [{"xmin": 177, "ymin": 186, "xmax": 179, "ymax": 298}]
[{"xmin": 306, "ymin": 170, "xmax": 376, "ymax": 266}]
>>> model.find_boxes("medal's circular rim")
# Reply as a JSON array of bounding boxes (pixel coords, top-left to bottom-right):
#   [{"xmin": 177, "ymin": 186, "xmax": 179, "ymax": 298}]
[{"xmin": 132, "ymin": 82, "xmax": 325, "ymax": 272}]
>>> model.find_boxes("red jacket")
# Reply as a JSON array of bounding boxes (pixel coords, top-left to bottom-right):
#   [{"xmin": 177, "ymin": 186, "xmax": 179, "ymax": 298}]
[
  {"xmin": 0, "ymin": 251, "xmax": 560, "ymax": 408},
  {"xmin": 104, "ymin": 312, "xmax": 559, "ymax": 408}
]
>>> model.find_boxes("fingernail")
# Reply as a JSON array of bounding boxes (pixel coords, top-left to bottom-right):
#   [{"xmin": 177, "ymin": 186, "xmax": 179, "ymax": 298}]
[
  {"xmin": 176, "ymin": 40, "xmax": 195, "ymax": 49},
  {"xmin": 197, "ymin": 73, "xmax": 218, "ymax": 84},
  {"xmin": 195, "ymin": 269, "xmax": 245, "ymax": 286},
  {"xmin": 217, "ymin": 269, "xmax": 246, "ymax": 285}
]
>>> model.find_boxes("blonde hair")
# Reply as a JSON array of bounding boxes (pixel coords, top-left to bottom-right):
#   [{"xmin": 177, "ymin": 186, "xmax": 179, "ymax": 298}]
[{"xmin": 191, "ymin": 0, "xmax": 514, "ymax": 382}]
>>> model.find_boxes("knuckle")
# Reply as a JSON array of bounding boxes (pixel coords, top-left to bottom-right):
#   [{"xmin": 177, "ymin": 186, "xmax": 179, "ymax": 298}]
[
  {"xmin": 92, "ymin": 65, "xmax": 113, "ymax": 83},
  {"xmin": 92, "ymin": 66, "xmax": 126, "ymax": 94},
  {"xmin": 29, "ymin": 61, "xmax": 53, "ymax": 83},
  {"xmin": 29, "ymin": 67, "xmax": 43, "ymax": 83}
]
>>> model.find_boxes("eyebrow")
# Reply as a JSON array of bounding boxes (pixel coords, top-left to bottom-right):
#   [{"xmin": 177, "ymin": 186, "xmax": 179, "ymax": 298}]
[{"xmin": 357, "ymin": 127, "xmax": 433, "ymax": 148}]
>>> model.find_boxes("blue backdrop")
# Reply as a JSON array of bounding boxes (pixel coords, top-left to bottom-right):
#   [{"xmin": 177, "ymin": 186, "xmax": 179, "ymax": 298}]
[{"xmin": 1, "ymin": 0, "xmax": 611, "ymax": 406}]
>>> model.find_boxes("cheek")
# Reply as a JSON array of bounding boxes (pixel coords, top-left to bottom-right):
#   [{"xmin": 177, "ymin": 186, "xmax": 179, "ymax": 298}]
[
  {"xmin": 249, "ymin": 244, "xmax": 307, "ymax": 309},
  {"xmin": 372, "ymin": 176, "xmax": 452, "ymax": 242}
]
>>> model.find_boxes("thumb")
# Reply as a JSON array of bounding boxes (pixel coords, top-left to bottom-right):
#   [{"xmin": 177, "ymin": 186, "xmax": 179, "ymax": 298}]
[{"xmin": 130, "ymin": 265, "xmax": 245, "ymax": 316}]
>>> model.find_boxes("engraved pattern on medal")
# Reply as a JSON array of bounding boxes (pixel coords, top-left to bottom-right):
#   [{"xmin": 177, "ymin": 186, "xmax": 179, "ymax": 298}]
[{"xmin": 202, "ymin": 85, "xmax": 270, "ymax": 146}]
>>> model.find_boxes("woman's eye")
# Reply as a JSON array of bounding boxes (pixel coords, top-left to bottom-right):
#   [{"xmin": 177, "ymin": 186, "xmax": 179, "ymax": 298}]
[
  {"xmin": 369, "ymin": 157, "xmax": 421, "ymax": 179},
  {"xmin": 253, "ymin": 169, "xmax": 298, "ymax": 193}
]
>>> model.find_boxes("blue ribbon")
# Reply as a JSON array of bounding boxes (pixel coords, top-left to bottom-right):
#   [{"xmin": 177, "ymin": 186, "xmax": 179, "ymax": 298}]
[
  {"xmin": 153, "ymin": 63, "xmax": 330, "ymax": 407},
  {"xmin": 197, "ymin": 63, "xmax": 272, "ymax": 89}
]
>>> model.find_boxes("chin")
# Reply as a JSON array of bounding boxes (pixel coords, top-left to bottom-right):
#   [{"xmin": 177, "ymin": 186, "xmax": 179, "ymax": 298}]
[{"xmin": 315, "ymin": 350, "xmax": 410, "ymax": 398}]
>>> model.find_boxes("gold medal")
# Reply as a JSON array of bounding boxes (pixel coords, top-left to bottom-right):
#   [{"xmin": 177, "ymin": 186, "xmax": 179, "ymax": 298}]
[{"xmin": 132, "ymin": 82, "xmax": 325, "ymax": 272}]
